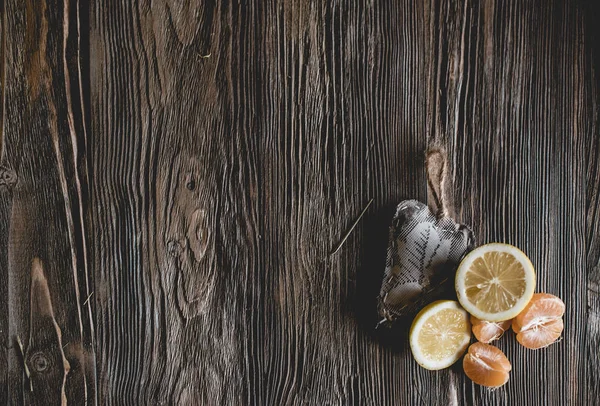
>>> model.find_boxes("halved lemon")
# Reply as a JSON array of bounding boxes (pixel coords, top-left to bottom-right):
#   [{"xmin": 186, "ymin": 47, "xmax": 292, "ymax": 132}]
[
  {"xmin": 409, "ymin": 300, "xmax": 471, "ymax": 370},
  {"xmin": 455, "ymin": 243, "xmax": 536, "ymax": 322}
]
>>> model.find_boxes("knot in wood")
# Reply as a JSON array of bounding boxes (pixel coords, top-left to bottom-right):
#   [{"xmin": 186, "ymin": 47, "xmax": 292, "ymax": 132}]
[
  {"xmin": 167, "ymin": 240, "xmax": 184, "ymax": 258},
  {"xmin": 0, "ymin": 165, "xmax": 17, "ymax": 188},
  {"xmin": 187, "ymin": 209, "xmax": 209, "ymax": 262},
  {"xmin": 30, "ymin": 351, "xmax": 52, "ymax": 373}
]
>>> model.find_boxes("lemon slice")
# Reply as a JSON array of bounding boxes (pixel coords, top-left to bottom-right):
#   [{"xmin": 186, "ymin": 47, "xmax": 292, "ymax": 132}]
[
  {"xmin": 409, "ymin": 300, "xmax": 471, "ymax": 370},
  {"xmin": 455, "ymin": 243, "xmax": 536, "ymax": 322}
]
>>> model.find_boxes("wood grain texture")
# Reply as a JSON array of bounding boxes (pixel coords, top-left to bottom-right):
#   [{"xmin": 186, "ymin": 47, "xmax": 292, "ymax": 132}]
[
  {"xmin": 1, "ymin": 0, "xmax": 598, "ymax": 404},
  {"xmin": 89, "ymin": 0, "xmax": 597, "ymax": 405},
  {"xmin": 585, "ymin": 0, "xmax": 600, "ymax": 399},
  {"xmin": 1, "ymin": 2, "xmax": 9, "ymax": 404},
  {"xmin": 447, "ymin": 2, "xmax": 591, "ymax": 404},
  {"xmin": 0, "ymin": 0, "xmax": 96, "ymax": 404}
]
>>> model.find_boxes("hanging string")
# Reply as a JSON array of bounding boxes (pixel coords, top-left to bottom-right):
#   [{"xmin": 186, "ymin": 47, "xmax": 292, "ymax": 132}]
[{"xmin": 426, "ymin": 146, "xmax": 453, "ymax": 219}]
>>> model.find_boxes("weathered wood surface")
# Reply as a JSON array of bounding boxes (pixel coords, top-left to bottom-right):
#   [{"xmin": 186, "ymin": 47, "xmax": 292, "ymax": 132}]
[
  {"xmin": 1, "ymin": 0, "xmax": 599, "ymax": 404},
  {"xmin": 1, "ymin": 0, "xmax": 95, "ymax": 404}
]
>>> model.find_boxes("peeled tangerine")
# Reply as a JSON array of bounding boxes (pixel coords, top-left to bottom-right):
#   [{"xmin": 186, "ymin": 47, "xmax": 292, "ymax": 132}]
[
  {"xmin": 512, "ymin": 293, "xmax": 565, "ymax": 349},
  {"xmin": 471, "ymin": 316, "xmax": 512, "ymax": 344},
  {"xmin": 463, "ymin": 343, "xmax": 511, "ymax": 387}
]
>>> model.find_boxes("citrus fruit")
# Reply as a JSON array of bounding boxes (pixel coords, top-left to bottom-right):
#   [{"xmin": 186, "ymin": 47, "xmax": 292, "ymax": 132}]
[
  {"xmin": 470, "ymin": 315, "xmax": 512, "ymax": 343},
  {"xmin": 512, "ymin": 293, "xmax": 565, "ymax": 349},
  {"xmin": 409, "ymin": 300, "xmax": 471, "ymax": 370},
  {"xmin": 463, "ymin": 342, "xmax": 511, "ymax": 387},
  {"xmin": 455, "ymin": 243, "xmax": 536, "ymax": 321}
]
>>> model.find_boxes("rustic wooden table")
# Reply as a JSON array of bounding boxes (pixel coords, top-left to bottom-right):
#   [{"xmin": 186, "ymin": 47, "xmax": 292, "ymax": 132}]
[{"xmin": 1, "ymin": 0, "xmax": 598, "ymax": 404}]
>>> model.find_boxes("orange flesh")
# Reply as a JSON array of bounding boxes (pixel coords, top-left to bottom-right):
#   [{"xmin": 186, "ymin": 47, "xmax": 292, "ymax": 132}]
[
  {"xmin": 471, "ymin": 315, "xmax": 512, "ymax": 343},
  {"xmin": 512, "ymin": 293, "xmax": 565, "ymax": 349},
  {"xmin": 463, "ymin": 343, "xmax": 511, "ymax": 387}
]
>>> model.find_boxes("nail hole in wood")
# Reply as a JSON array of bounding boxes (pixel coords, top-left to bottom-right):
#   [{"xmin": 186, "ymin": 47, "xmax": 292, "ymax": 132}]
[{"xmin": 185, "ymin": 175, "xmax": 196, "ymax": 191}]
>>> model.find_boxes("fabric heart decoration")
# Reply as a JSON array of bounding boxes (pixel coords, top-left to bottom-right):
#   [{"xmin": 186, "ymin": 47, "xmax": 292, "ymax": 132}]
[{"xmin": 378, "ymin": 147, "xmax": 475, "ymax": 325}]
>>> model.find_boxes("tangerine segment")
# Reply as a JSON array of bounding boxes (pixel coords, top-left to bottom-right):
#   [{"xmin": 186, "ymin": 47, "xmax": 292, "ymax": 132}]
[
  {"xmin": 470, "ymin": 315, "xmax": 512, "ymax": 343},
  {"xmin": 463, "ymin": 343, "xmax": 511, "ymax": 387},
  {"xmin": 409, "ymin": 300, "xmax": 471, "ymax": 370},
  {"xmin": 515, "ymin": 318, "xmax": 563, "ymax": 349},
  {"xmin": 512, "ymin": 293, "xmax": 565, "ymax": 349},
  {"xmin": 455, "ymin": 243, "xmax": 536, "ymax": 322}
]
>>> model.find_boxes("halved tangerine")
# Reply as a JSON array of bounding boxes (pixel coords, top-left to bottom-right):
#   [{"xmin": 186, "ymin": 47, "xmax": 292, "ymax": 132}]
[
  {"xmin": 463, "ymin": 342, "xmax": 511, "ymax": 387},
  {"xmin": 512, "ymin": 293, "xmax": 565, "ymax": 349}
]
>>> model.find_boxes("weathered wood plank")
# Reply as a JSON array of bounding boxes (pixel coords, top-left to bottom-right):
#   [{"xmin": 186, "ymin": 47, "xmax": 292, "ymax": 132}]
[
  {"xmin": 90, "ymin": 0, "xmax": 250, "ymax": 403},
  {"xmin": 585, "ymin": 0, "xmax": 600, "ymax": 399},
  {"xmin": 449, "ymin": 1, "xmax": 591, "ymax": 405},
  {"xmin": 0, "ymin": 0, "xmax": 595, "ymax": 404},
  {"xmin": 1, "ymin": 0, "xmax": 96, "ymax": 403},
  {"xmin": 587, "ymin": 107, "xmax": 599, "ymax": 405},
  {"xmin": 90, "ymin": 0, "xmax": 596, "ymax": 405},
  {"xmin": 1, "ymin": 2, "xmax": 10, "ymax": 404}
]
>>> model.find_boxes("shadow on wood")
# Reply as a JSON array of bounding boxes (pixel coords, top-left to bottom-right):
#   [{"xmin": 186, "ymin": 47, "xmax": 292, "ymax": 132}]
[{"xmin": 353, "ymin": 203, "xmax": 412, "ymax": 353}]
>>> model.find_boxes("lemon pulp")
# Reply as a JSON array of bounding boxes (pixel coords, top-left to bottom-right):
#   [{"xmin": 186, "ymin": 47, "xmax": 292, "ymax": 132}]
[
  {"xmin": 410, "ymin": 300, "xmax": 471, "ymax": 370},
  {"xmin": 456, "ymin": 243, "xmax": 536, "ymax": 322}
]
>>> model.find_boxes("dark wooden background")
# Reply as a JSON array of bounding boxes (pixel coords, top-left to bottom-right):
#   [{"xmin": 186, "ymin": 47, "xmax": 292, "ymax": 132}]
[{"xmin": 1, "ymin": 0, "xmax": 598, "ymax": 404}]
